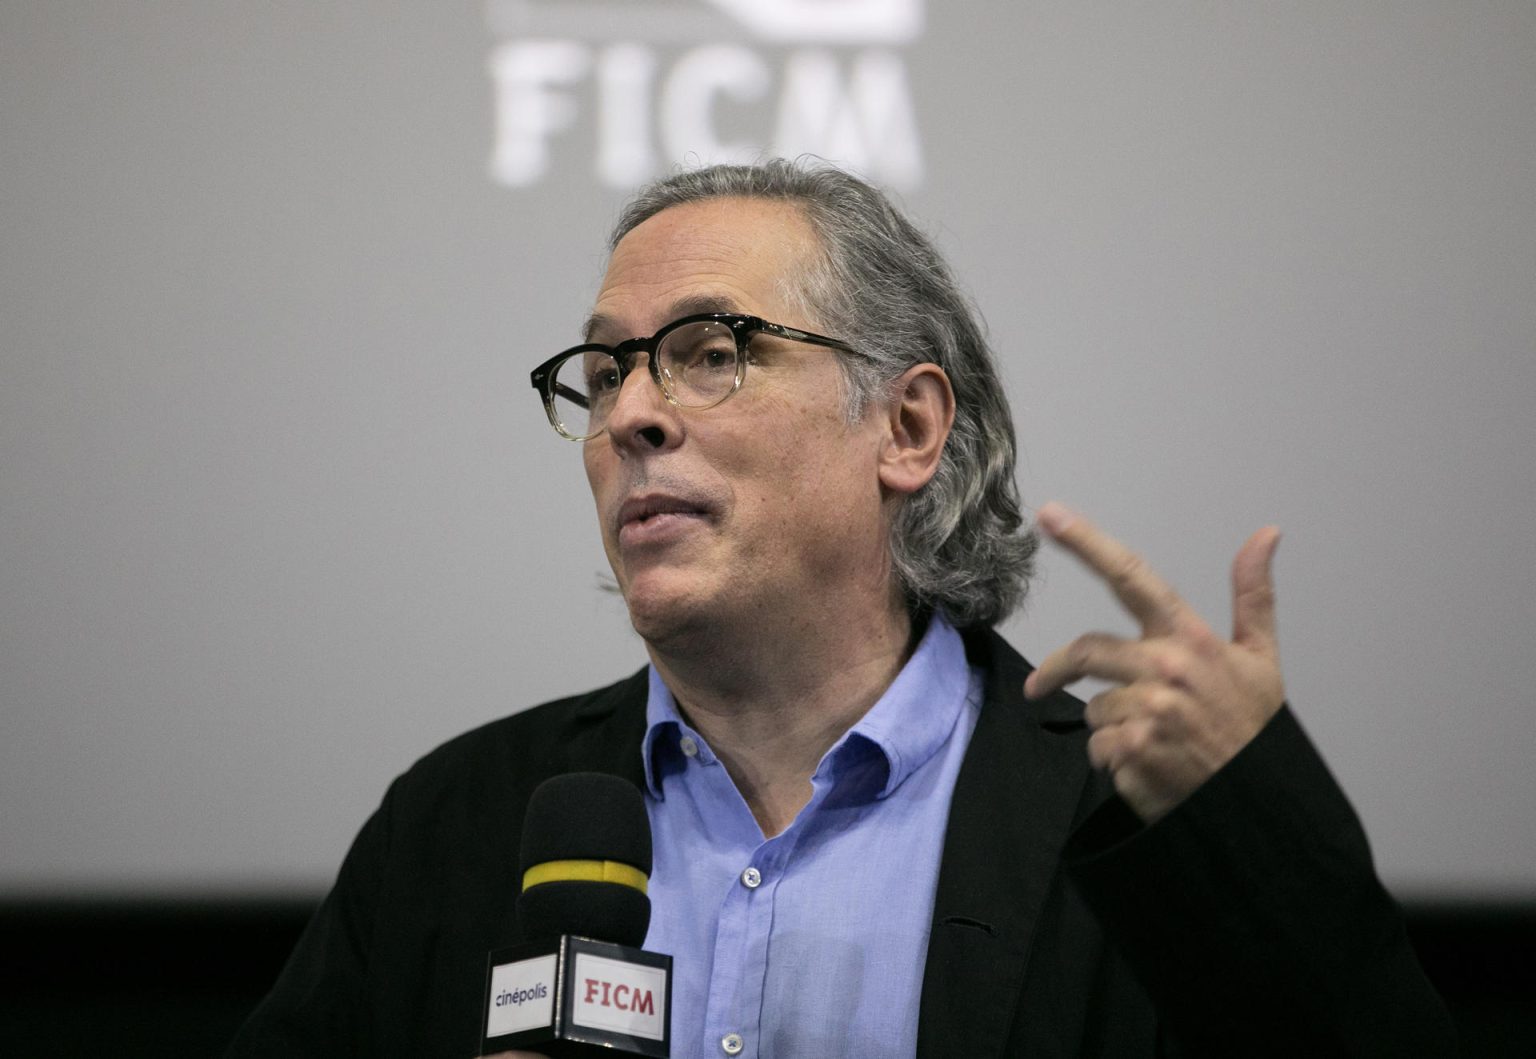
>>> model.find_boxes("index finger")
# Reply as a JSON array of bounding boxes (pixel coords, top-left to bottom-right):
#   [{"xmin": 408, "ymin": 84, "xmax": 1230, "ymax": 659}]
[{"xmin": 1036, "ymin": 502, "xmax": 1187, "ymax": 633}]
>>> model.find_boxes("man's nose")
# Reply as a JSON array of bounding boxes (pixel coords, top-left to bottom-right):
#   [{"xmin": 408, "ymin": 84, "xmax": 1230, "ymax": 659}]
[{"xmin": 604, "ymin": 354, "xmax": 681, "ymax": 453}]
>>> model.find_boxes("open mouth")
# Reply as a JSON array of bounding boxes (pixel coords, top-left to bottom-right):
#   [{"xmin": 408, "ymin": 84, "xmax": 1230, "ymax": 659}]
[{"xmin": 617, "ymin": 494, "xmax": 714, "ymax": 540}]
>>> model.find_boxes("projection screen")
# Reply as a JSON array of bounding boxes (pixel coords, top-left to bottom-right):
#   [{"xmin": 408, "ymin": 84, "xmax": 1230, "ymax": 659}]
[{"xmin": 2, "ymin": 0, "xmax": 1532, "ymax": 901}]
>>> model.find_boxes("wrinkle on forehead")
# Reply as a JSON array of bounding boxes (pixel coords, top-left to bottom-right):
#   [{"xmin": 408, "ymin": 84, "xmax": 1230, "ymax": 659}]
[{"xmin": 585, "ymin": 197, "xmax": 828, "ymax": 343}]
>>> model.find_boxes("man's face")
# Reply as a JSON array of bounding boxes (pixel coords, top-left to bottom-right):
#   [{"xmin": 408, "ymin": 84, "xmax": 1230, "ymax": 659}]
[{"xmin": 582, "ymin": 197, "xmax": 894, "ymax": 652}]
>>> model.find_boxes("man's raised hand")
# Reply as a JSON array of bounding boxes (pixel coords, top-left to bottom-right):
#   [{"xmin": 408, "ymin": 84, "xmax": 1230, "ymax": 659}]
[{"xmin": 1023, "ymin": 502, "xmax": 1286, "ymax": 823}]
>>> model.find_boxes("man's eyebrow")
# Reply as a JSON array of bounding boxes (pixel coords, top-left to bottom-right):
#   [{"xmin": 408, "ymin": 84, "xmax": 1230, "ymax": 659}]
[
  {"xmin": 582, "ymin": 294, "xmax": 744, "ymax": 343},
  {"xmin": 582, "ymin": 312, "xmax": 617, "ymax": 344}
]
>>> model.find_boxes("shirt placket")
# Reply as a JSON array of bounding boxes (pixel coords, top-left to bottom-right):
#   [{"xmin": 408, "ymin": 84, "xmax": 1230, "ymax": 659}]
[{"xmin": 701, "ymin": 779, "xmax": 826, "ymax": 1059}]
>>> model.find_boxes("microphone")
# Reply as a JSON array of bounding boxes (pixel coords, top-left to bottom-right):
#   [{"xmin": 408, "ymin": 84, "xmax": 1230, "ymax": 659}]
[
  {"xmin": 480, "ymin": 773, "xmax": 672, "ymax": 1058},
  {"xmin": 518, "ymin": 771, "xmax": 652, "ymax": 947}
]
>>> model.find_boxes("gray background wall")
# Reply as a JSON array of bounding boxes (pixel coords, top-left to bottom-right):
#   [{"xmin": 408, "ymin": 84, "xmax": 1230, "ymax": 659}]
[{"xmin": 3, "ymin": 1, "xmax": 1532, "ymax": 901}]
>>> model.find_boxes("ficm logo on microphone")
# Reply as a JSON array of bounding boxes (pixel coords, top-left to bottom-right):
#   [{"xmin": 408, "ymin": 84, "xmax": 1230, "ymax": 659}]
[
  {"xmin": 485, "ymin": 0, "xmax": 927, "ymax": 189},
  {"xmin": 571, "ymin": 952, "xmax": 668, "ymax": 1041}
]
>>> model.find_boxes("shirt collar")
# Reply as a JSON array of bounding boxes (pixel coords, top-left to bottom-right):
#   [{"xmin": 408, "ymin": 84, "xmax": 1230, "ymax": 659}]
[{"xmin": 641, "ymin": 613, "xmax": 973, "ymax": 800}]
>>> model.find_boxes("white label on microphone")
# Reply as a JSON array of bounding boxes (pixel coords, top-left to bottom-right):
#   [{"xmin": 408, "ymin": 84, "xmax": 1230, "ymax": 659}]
[
  {"xmin": 571, "ymin": 951, "xmax": 668, "ymax": 1041},
  {"xmin": 485, "ymin": 953, "xmax": 557, "ymax": 1037}
]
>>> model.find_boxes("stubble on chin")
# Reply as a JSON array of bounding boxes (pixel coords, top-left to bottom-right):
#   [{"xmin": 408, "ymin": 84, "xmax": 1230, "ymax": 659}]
[{"xmin": 617, "ymin": 567, "xmax": 736, "ymax": 662}]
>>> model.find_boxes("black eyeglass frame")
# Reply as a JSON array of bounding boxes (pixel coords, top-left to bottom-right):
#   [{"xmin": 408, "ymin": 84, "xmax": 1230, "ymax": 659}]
[{"xmin": 530, "ymin": 312, "xmax": 861, "ymax": 441}]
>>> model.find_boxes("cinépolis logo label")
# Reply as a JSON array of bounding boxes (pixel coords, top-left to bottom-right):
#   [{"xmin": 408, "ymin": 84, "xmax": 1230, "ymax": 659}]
[
  {"xmin": 494, "ymin": 982, "xmax": 549, "ymax": 1007},
  {"xmin": 486, "ymin": 0, "xmax": 926, "ymax": 189}
]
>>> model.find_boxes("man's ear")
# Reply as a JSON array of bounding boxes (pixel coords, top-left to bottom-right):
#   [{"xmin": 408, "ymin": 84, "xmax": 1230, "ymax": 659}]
[{"xmin": 877, "ymin": 363, "xmax": 956, "ymax": 495}]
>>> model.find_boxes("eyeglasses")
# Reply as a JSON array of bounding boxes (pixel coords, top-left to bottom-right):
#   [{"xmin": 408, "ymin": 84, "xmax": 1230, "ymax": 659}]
[{"xmin": 530, "ymin": 312, "xmax": 859, "ymax": 441}]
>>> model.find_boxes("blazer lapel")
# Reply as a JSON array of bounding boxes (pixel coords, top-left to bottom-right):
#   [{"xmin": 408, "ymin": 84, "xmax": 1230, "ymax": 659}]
[
  {"xmin": 917, "ymin": 629, "xmax": 1093, "ymax": 1058},
  {"xmin": 562, "ymin": 667, "xmax": 652, "ymax": 789}
]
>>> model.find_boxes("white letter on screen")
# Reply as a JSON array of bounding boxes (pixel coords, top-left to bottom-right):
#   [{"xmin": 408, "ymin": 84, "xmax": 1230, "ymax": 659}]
[
  {"xmin": 597, "ymin": 43, "xmax": 657, "ymax": 188},
  {"xmin": 661, "ymin": 44, "xmax": 770, "ymax": 166},
  {"xmin": 773, "ymin": 49, "xmax": 923, "ymax": 189},
  {"xmin": 488, "ymin": 40, "xmax": 592, "ymax": 186}
]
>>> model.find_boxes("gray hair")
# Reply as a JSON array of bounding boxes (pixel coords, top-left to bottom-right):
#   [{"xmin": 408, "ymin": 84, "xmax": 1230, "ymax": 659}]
[{"xmin": 608, "ymin": 159, "xmax": 1037, "ymax": 628}]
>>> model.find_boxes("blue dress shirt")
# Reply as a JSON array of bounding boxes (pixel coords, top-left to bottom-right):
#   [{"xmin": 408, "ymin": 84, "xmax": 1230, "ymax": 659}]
[{"xmin": 641, "ymin": 615, "xmax": 983, "ymax": 1059}]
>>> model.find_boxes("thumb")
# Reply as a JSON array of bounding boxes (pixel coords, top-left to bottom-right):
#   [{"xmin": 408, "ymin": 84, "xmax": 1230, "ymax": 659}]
[{"xmin": 1231, "ymin": 526, "xmax": 1281, "ymax": 650}]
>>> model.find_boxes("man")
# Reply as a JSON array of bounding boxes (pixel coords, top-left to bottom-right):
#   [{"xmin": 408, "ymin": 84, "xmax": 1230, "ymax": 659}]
[{"xmin": 229, "ymin": 161, "xmax": 1454, "ymax": 1056}]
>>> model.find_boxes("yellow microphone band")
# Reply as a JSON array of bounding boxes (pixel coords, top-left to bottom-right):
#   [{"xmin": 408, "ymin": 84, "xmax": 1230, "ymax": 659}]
[{"xmin": 522, "ymin": 859, "xmax": 648, "ymax": 895}]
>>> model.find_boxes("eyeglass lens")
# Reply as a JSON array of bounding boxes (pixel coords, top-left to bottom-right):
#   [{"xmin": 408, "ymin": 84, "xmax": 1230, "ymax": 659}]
[{"xmin": 549, "ymin": 319, "xmax": 741, "ymax": 437}]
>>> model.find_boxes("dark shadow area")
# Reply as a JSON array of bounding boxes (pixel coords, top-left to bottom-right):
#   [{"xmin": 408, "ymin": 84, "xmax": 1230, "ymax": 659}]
[
  {"xmin": 0, "ymin": 898, "xmax": 316, "ymax": 1058},
  {"xmin": 1404, "ymin": 901, "xmax": 1536, "ymax": 1058},
  {"xmin": 1, "ymin": 897, "xmax": 1531, "ymax": 1056}
]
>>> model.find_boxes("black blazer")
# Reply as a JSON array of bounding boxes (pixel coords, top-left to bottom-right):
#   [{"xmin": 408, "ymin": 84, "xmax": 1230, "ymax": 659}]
[{"xmin": 229, "ymin": 629, "xmax": 1454, "ymax": 1057}]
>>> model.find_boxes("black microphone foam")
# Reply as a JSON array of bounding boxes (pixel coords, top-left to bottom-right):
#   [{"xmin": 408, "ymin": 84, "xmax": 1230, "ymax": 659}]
[{"xmin": 517, "ymin": 772, "xmax": 652, "ymax": 947}]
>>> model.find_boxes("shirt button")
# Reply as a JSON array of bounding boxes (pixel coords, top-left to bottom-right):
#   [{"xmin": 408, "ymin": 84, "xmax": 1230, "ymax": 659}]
[
  {"xmin": 721, "ymin": 1032, "xmax": 744, "ymax": 1055},
  {"xmin": 679, "ymin": 735, "xmax": 699, "ymax": 757},
  {"xmin": 740, "ymin": 866, "xmax": 762, "ymax": 889}
]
